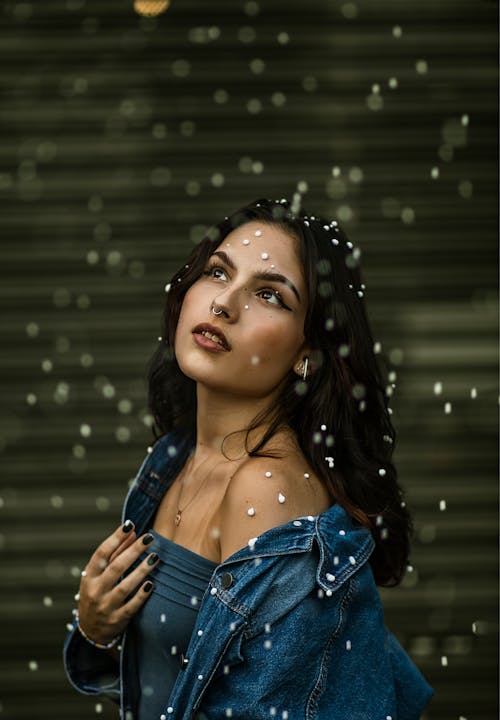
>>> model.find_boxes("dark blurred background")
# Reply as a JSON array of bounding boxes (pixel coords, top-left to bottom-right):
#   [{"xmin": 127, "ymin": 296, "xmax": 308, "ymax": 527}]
[{"xmin": 0, "ymin": 1, "xmax": 498, "ymax": 718}]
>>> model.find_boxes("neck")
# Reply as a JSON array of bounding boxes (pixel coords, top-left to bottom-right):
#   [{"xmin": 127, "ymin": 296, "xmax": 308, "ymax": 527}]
[{"xmin": 192, "ymin": 383, "xmax": 278, "ymax": 463}]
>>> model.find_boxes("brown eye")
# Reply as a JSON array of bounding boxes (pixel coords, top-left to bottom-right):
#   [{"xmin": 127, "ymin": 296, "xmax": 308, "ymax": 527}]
[
  {"xmin": 257, "ymin": 289, "xmax": 291, "ymax": 310},
  {"xmin": 202, "ymin": 265, "xmax": 228, "ymax": 281},
  {"xmin": 259, "ymin": 289, "xmax": 283, "ymax": 307}
]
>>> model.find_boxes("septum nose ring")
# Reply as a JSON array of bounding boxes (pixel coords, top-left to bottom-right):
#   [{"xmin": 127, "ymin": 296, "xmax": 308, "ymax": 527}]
[{"xmin": 211, "ymin": 305, "xmax": 224, "ymax": 316}]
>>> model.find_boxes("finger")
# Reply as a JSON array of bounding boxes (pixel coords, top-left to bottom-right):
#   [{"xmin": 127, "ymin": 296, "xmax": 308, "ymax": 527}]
[
  {"xmin": 108, "ymin": 531, "xmax": 137, "ymax": 565},
  {"xmin": 110, "ymin": 552, "xmax": 160, "ymax": 603},
  {"xmin": 85, "ymin": 520, "xmax": 136, "ymax": 578},
  {"xmin": 103, "ymin": 532, "xmax": 156, "ymax": 586},
  {"xmin": 117, "ymin": 579, "xmax": 155, "ymax": 625}
]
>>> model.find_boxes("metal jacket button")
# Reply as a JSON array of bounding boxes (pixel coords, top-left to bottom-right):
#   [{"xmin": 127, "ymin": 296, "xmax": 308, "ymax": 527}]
[
  {"xmin": 220, "ymin": 572, "xmax": 234, "ymax": 589},
  {"xmin": 179, "ymin": 653, "xmax": 189, "ymax": 670}
]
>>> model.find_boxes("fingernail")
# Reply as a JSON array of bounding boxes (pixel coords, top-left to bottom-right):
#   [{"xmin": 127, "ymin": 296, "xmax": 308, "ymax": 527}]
[
  {"xmin": 147, "ymin": 553, "xmax": 159, "ymax": 566},
  {"xmin": 144, "ymin": 581, "xmax": 153, "ymax": 592},
  {"xmin": 142, "ymin": 533, "xmax": 154, "ymax": 545},
  {"xmin": 122, "ymin": 520, "xmax": 134, "ymax": 533}
]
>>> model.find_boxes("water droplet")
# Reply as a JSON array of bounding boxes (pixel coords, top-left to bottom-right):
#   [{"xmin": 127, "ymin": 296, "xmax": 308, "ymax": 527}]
[
  {"xmin": 247, "ymin": 98, "xmax": 262, "ymax": 114},
  {"xmin": 302, "ymin": 75, "xmax": 318, "ymax": 92},
  {"xmin": 458, "ymin": 180, "xmax": 473, "ymax": 199},
  {"xmin": 26, "ymin": 322, "xmax": 40, "ymax": 338},
  {"xmin": 96, "ymin": 497, "xmax": 110, "ymax": 511},
  {"xmin": 271, "ymin": 91, "xmax": 286, "ymax": 107},
  {"xmin": 366, "ymin": 93, "xmax": 383, "ymax": 112},
  {"xmin": 80, "ymin": 353, "xmax": 94, "ymax": 368},
  {"xmin": 341, "ymin": 3, "xmax": 358, "ymax": 19},
  {"xmin": 416, "ymin": 59, "xmax": 428, "ymax": 74},
  {"xmin": 211, "ymin": 172, "xmax": 225, "ymax": 188},
  {"xmin": 80, "ymin": 423, "xmax": 91, "ymax": 438},
  {"xmin": 115, "ymin": 426, "xmax": 131, "ymax": 443},
  {"xmin": 401, "ymin": 207, "xmax": 415, "ymax": 224},
  {"xmin": 53, "ymin": 288, "xmax": 71, "ymax": 308},
  {"xmin": 50, "ymin": 495, "xmax": 64, "ymax": 509},
  {"xmin": 249, "ymin": 58, "xmax": 265, "ymax": 74}
]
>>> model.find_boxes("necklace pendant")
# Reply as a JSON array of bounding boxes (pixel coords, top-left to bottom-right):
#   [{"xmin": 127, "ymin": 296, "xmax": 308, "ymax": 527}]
[{"xmin": 175, "ymin": 510, "xmax": 182, "ymax": 526}]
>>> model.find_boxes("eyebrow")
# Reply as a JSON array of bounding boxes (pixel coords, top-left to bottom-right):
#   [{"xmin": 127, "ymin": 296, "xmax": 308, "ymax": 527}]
[{"xmin": 209, "ymin": 250, "xmax": 302, "ymax": 303}]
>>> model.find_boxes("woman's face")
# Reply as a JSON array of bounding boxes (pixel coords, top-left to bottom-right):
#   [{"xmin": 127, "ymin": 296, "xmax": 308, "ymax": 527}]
[{"xmin": 174, "ymin": 220, "xmax": 309, "ymax": 398}]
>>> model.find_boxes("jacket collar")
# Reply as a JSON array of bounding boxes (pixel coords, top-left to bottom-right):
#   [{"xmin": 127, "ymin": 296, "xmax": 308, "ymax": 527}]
[{"xmin": 132, "ymin": 431, "xmax": 375, "ymax": 592}]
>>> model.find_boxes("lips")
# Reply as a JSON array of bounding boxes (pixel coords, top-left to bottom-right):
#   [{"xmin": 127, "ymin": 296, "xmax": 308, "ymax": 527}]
[{"xmin": 192, "ymin": 323, "xmax": 231, "ymax": 351}]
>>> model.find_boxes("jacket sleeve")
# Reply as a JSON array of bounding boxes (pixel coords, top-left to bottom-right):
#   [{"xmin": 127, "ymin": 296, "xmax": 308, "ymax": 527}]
[
  {"xmin": 386, "ymin": 630, "xmax": 434, "ymax": 720},
  {"xmin": 311, "ymin": 575, "xmax": 434, "ymax": 720},
  {"xmin": 60, "ymin": 437, "xmax": 175, "ymax": 704},
  {"xmin": 62, "ymin": 617, "xmax": 120, "ymax": 704}
]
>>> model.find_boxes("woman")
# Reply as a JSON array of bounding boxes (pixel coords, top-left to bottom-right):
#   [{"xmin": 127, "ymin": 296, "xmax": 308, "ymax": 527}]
[{"xmin": 63, "ymin": 197, "xmax": 434, "ymax": 719}]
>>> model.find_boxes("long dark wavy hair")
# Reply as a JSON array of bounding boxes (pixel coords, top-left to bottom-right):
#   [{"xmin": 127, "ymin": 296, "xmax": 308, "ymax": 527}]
[{"xmin": 147, "ymin": 197, "xmax": 412, "ymax": 587}]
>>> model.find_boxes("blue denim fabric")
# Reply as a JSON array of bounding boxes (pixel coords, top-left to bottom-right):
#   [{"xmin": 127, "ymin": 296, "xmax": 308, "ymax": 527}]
[{"xmin": 63, "ymin": 430, "xmax": 434, "ymax": 720}]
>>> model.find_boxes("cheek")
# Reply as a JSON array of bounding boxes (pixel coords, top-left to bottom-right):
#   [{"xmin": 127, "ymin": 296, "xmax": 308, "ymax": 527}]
[
  {"xmin": 250, "ymin": 316, "xmax": 303, "ymax": 359},
  {"xmin": 178, "ymin": 284, "xmax": 205, "ymax": 323},
  {"xmin": 174, "ymin": 288, "xmax": 197, "ymax": 347}
]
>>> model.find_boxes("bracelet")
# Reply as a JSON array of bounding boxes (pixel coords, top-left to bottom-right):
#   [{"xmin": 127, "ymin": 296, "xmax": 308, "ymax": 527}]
[{"xmin": 73, "ymin": 609, "xmax": 122, "ymax": 650}]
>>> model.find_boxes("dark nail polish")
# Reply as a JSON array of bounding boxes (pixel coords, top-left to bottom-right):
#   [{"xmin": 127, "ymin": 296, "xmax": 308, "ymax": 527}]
[
  {"xmin": 122, "ymin": 520, "xmax": 134, "ymax": 533},
  {"xmin": 147, "ymin": 553, "xmax": 159, "ymax": 566},
  {"xmin": 144, "ymin": 581, "xmax": 153, "ymax": 592},
  {"xmin": 142, "ymin": 533, "xmax": 154, "ymax": 545}
]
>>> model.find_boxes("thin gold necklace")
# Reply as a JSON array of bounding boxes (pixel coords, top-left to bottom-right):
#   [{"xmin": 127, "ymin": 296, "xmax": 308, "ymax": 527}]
[{"xmin": 174, "ymin": 454, "xmax": 223, "ymax": 526}]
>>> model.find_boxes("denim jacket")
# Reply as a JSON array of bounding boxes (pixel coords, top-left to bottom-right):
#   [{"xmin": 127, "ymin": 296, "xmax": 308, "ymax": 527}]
[{"xmin": 63, "ymin": 430, "xmax": 434, "ymax": 720}]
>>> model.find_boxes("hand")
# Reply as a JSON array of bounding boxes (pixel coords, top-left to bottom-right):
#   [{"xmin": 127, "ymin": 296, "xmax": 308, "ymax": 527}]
[{"xmin": 77, "ymin": 520, "xmax": 159, "ymax": 645}]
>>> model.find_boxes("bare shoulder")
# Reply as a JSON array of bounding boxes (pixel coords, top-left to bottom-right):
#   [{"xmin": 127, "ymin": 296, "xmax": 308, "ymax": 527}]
[{"xmin": 217, "ymin": 444, "xmax": 332, "ymax": 562}]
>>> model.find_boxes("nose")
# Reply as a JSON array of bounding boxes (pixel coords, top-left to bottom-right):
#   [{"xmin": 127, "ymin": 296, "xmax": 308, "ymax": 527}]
[
  {"xmin": 211, "ymin": 285, "xmax": 248, "ymax": 321},
  {"xmin": 210, "ymin": 297, "xmax": 231, "ymax": 320},
  {"xmin": 211, "ymin": 303, "xmax": 227, "ymax": 318}
]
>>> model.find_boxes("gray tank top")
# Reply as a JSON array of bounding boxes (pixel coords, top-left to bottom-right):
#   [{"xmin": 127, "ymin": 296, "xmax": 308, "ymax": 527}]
[{"xmin": 127, "ymin": 529, "xmax": 217, "ymax": 719}]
